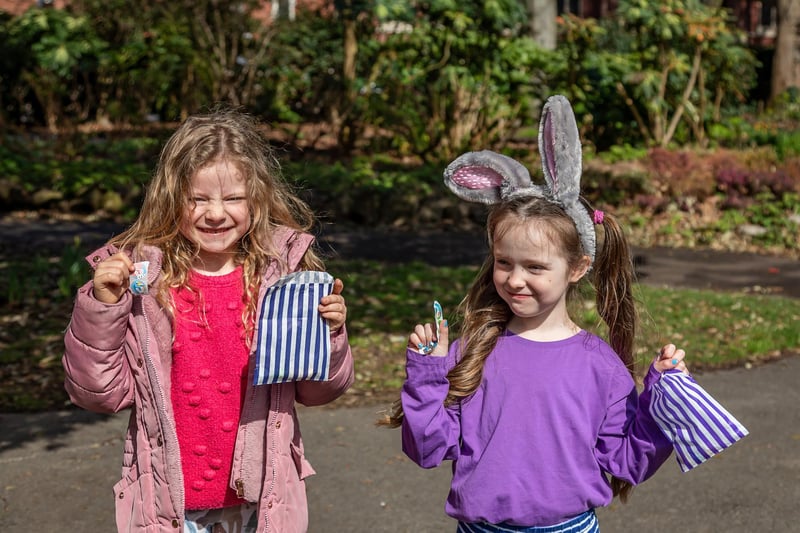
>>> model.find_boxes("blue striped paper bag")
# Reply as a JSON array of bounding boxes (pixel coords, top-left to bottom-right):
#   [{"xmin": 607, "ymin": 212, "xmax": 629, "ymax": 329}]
[
  {"xmin": 650, "ymin": 370, "xmax": 749, "ymax": 472},
  {"xmin": 253, "ymin": 271, "xmax": 334, "ymax": 385}
]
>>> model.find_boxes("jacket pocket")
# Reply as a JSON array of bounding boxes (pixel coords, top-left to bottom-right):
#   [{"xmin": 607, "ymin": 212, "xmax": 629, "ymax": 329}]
[
  {"xmin": 113, "ymin": 465, "xmax": 157, "ymax": 531},
  {"xmin": 289, "ymin": 441, "xmax": 316, "ymax": 481}
]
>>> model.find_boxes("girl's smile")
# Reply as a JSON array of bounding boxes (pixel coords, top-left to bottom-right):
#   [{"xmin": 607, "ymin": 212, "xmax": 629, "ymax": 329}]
[
  {"xmin": 492, "ymin": 222, "xmax": 587, "ymax": 338},
  {"xmin": 180, "ymin": 159, "xmax": 251, "ymax": 275},
  {"xmin": 199, "ymin": 227, "xmax": 231, "ymax": 234}
]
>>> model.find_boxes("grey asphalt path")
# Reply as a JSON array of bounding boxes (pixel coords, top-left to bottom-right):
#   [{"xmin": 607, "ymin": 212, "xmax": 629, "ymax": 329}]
[
  {"xmin": 1, "ymin": 355, "xmax": 799, "ymax": 532},
  {"xmin": 320, "ymin": 228, "xmax": 800, "ymax": 299}
]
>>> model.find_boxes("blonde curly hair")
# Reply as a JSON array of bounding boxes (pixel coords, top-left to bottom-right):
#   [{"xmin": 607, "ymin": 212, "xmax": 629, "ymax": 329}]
[{"xmin": 109, "ymin": 106, "xmax": 323, "ymax": 340}]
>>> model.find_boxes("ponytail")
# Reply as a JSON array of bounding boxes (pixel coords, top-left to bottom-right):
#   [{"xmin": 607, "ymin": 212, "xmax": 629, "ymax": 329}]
[
  {"xmin": 591, "ymin": 211, "xmax": 637, "ymax": 375},
  {"xmin": 589, "ymin": 209, "xmax": 637, "ymax": 502}
]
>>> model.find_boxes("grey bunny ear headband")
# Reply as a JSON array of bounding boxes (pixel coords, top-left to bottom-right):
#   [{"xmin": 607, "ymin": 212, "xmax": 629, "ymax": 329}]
[{"xmin": 443, "ymin": 94, "xmax": 601, "ymax": 264}]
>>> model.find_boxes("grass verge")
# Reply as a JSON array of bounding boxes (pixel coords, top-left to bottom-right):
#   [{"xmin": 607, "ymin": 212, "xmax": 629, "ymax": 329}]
[{"xmin": 330, "ymin": 259, "xmax": 800, "ymax": 407}]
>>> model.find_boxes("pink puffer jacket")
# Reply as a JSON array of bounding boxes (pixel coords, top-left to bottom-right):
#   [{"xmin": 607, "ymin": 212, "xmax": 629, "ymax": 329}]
[{"xmin": 62, "ymin": 227, "xmax": 354, "ymax": 532}]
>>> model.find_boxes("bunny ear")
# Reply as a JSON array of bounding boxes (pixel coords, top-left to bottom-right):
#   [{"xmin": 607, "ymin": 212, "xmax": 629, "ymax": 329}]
[
  {"xmin": 539, "ymin": 95, "xmax": 596, "ymax": 264},
  {"xmin": 539, "ymin": 95, "xmax": 582, "ymax": 203},
  {"xmin": 444, "ymin": 150, "xmax": 540, "ymax": 204}
]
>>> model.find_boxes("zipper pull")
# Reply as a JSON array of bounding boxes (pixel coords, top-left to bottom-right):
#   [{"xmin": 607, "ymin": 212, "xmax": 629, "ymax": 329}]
[{"xmin": 235, "ymin": 479, "xmax": 245, "ymax": 498}]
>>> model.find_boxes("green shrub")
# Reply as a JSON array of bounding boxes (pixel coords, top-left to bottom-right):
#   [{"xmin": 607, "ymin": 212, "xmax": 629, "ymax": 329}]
[
  {"xmin": 1, "ymin": 237, "xmax": 89, "ymax": 307},
  {"xmin": 0, "ymin": 132, "xmax": 156, "ymax": 216},
  {"xmin": 356, "ymin": 2, "xmax": 553, "ymax": 161}
]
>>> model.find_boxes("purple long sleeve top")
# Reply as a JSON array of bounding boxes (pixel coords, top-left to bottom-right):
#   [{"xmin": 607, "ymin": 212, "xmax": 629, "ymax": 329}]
[{"xmin": 400, "ymin": 330, "xmax": 673, "ymax": 527}]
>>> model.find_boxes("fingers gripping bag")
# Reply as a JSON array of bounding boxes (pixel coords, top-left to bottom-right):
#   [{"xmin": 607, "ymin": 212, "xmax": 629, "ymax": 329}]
[
  {"xmin": 253, "ymin": 271, "xmax": 334, "ymax": 385},
  {"xmin": 649, "ymin": 369, "xmax": 749, "ymax": 472}
]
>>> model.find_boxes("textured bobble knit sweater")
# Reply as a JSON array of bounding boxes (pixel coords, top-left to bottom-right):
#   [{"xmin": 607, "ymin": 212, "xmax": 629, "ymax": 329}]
[{"xmin": 170, "ymin": 266, "xmax": 249, "ymax": 510}]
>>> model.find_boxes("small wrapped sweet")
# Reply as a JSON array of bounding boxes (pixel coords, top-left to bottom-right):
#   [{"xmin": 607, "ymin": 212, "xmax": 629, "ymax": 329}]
[{"xmin": 130, "ymin": 261, "xmax": 149, "ymax": 295}]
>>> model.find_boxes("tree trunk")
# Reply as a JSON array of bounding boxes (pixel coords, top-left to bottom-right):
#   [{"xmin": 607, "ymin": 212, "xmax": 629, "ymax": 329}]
[
  {"xmin": 771, "ymin": 0, "xmax": 800, "ymax": 101},
  {"xmin": 525, "ymin": 0, "xmax": 557, "ymax": 50},
  {"xmin": 343, "ymin": 18, "xmax": 358, "ymax": 83},
  {"xmin": 331, "ymin": 17, "xmax": 359, "ymax": 151}
]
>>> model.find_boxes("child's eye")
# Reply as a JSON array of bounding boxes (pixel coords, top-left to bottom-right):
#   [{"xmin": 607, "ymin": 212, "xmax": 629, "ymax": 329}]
[{"xmin": 225, "ymin": 196, "xmax": 246, "ymax": 202}]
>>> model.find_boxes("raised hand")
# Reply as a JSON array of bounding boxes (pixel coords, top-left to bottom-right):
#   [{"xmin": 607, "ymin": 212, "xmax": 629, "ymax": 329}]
[
  {"xmin": 408, "ymin": 302, "xmax": 449, "ymax": 357},
  {"xmin": 654, "ymin": 343, "xmax": 689, "ymax": 374},
  {"xmin": 92, "ymin": 252, "xmax": 135, "ymax": 304}
]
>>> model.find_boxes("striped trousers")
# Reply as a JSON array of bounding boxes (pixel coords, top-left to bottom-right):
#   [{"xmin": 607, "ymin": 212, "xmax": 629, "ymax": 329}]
[{"xmin": 457, "ymin": 509, "xmax": 599, "ymax": 533}]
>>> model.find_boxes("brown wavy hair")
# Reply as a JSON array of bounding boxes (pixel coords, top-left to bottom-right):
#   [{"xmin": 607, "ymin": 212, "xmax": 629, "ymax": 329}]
[
  {"xmin": 109, "ymin": 106, "xmax": 324, "ymax": 339},
  {"xmin": 379, "ymin": 195, "xmax": 637, "ymax": 500}
]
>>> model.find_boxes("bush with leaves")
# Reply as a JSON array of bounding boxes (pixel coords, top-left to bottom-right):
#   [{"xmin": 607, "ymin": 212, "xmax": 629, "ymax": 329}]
[
  {"xmin": 614, "ymin": 0, "xmax": 758, "ymax": 147},
  {"xmin": 0, "ymin": 1, "xmax": 277, "ymax": 128},
  {"xmin": 546, "ymin": 14, "xmax": 638, "ymax": 150},
  {"xmin": 71, "ymin": 0, "xmax": 276, "ymax": 123},
  {"xmin": 70, "ymin": 0, "xmax": 202, "ymax": 123},
  {"xmin": 0, "ymin": 7, "xmax": 107, "ymax": 130},
  {"xmin": 257, "ymin": 8, "xmax": 348, "ymax": 140},
  {"xmin": 358, "ymin": 1, "xmax": 555, "ymax": 162},
  {"xmin": 546, "ymin": 1, "xmax": 759, "ymax": 150}
]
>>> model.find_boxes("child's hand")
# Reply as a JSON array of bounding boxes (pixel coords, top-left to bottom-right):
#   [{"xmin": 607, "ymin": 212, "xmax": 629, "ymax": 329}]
[
  {"xmin": 408, "ymin": 312, "xmax": 449, "ymax": 357},
  {"xmin": 319, "ymin": 278, "xmax": 347, "ymax": 332},
  {"xmin": 654, "ymin": 343, "xmax": 689, "ymax": 374},
  {"xmin": 92, "ymin": 252, "xmax": 135, "ymax": 304}
]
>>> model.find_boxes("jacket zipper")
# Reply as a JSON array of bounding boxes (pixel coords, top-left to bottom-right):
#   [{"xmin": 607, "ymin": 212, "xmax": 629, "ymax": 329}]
[
  {"xmin": 236, "ymin": 260, "xmax": 289, "ymax": 531},
  {"xmin": 263, "ymin": 385, "xmax": 281, "ymax": 532},
  {"xmin": 136, "ymin": 297, "xmax": 185, "ymax": 520},
  {"xmin": 234, "ymin": 346, "xmax": 261, "ymax": 498},
  {"xmin": 235, "ymin": 269, "xmax": 264, "ymax": 498}
]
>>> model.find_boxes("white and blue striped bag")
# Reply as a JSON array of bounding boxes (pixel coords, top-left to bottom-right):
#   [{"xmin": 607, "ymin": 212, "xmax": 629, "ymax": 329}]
[
  {"xmin": 650, "ymin": 370, "xmax": 749, "ymax": 472},
  {"xmin": 253, "ymin": 271, "xmax": 333, "ymax": 385}
]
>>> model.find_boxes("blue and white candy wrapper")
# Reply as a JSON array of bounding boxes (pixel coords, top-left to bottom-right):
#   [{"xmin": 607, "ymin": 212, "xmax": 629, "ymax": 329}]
[
  {"xmin": 130, "ymin": 261, "xmax": 149, "ymax": 295},
  {"xmin": 253, "ymin": 271, "xmax": 333, "ymax": 385},
  {"xmin": 649, "ymin": 369, "xmax": 749, "ymax": 472}
]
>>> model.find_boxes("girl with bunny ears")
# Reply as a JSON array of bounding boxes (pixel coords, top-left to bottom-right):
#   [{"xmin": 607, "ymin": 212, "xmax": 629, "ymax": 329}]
[{"xmin": 381, "ymin": 96, "xmax": 689, "ymax": 532}]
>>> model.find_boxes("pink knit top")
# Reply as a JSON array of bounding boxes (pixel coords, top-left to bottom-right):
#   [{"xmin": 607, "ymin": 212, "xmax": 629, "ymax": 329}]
[{"xmin": 170, "ymin": 266, "xmax": 250, "ymax": 510}]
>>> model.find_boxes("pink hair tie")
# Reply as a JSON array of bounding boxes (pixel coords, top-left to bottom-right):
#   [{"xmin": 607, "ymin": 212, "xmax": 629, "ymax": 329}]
[{"xmin": 592, "ymin": 210, "xmax": 605, "ymax": 225}]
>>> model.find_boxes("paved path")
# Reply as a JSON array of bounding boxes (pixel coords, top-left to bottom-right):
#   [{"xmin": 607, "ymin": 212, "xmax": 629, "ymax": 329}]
[
  {"xmin": 320, "ymin": 227, "xmax": 800, "ymax": 298},
  {"xmin": 1, "ymin": 356, "xmax": 799, "ymax": 531},
  {"xmin": 2, "ymin": 218, "xmax": 799, "ymax": 298}
]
